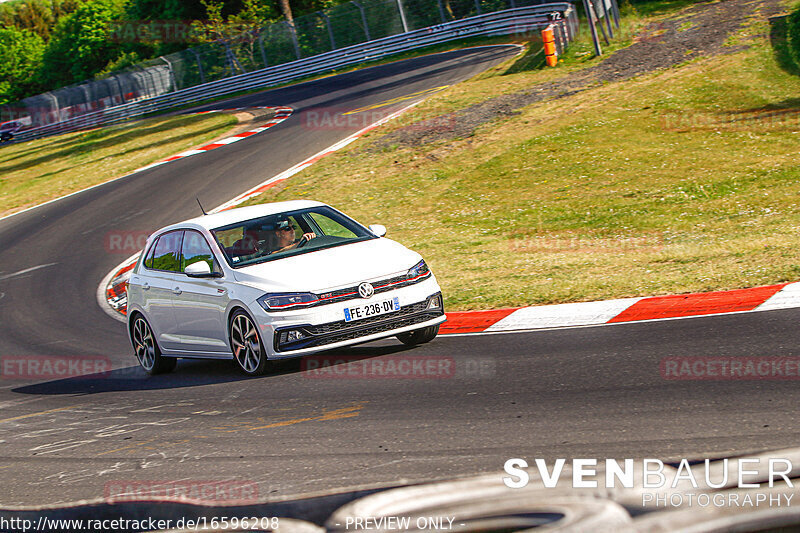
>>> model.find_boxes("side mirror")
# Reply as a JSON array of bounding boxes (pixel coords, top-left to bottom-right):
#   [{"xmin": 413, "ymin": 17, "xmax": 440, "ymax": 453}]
[
  {"xmin": 368, "ymin": 224, "xmax": 387, "ymax": 237},
  {"xmin": 185, "ymin": 261, "xmax": 220, "ymax": 278}
]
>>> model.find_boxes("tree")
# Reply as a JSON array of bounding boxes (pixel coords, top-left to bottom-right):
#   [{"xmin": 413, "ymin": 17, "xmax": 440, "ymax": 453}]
[
  {"xmin": 9, "ymin": 0, "xmax": 52, "ymax": 39},
  {"xmin": 189, "ymin": 0, "xmax": 278, "ymax": 72},
  {"xmin": 789, "ymin": 7, "xmax": 800, "ymax": 73},
  {"xmin": 278, "ymin": 0, "xmax": 294, "ymax": 23},
  {"xmin": 0, "ymin": 0, "xmax": 81, "ymax": 40},
  {"xmin": 0, "ymin": 27, "xmax": 45, "ymax": 104},
  {"xmin": 36, "ymin": 0, "xmax": 127, "ymax": 89}
]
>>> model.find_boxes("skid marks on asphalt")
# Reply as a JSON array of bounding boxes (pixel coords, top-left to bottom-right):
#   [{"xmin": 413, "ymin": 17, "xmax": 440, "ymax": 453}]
[
  {"xmin": 212, "ymin": 402, "xmax": 368, "ymax": 433},
  {"xmin": 0, "ymin": 405, "xmax": 81, "ymax": 424},
  {"xmin": 0, "ymin": 399, "xmax": 369, "ymax": 487},
  {"xmin": 0, "ymin": 401, "xmax": 194, "ymax": 457}
]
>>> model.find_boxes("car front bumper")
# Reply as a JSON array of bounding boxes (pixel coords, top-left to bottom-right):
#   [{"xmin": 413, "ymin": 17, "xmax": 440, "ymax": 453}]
[{"xmin": 251, "ymin": 276, "xmax": 446, "ymax": 358}]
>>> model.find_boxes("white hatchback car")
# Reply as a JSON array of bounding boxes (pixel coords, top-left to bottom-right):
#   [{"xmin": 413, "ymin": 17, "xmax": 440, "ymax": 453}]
[{"xmin": 126, "ymin": 200, "xmax": 446, "ymax": 375}]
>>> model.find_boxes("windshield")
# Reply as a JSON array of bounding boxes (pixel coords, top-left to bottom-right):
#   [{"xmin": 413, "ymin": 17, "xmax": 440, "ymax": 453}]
[{"xmin": 211, "ymin": 206, "xmax": 374, "ymax": 268}]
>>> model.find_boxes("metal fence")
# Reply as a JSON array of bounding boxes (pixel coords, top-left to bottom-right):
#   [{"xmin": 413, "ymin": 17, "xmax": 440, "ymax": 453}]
[{"xmin": 1, "ymin": 0, "xmax": 580, "ymax": 142}]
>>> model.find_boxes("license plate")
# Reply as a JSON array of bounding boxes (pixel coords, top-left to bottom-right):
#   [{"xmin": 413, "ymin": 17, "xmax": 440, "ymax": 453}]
[{"xmin": 344, "ymin": 297, "xmax": 400, "ymax": 322}]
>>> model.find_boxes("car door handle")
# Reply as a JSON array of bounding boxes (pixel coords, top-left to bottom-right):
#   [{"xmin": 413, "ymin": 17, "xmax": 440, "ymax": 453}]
[
  {"xmin": 172, "ymin": 287, "xmax": 182, "ymax": 295},
  {"xmin": 142, "ymin": 283, "xmax": 150, "ymax": 291}
]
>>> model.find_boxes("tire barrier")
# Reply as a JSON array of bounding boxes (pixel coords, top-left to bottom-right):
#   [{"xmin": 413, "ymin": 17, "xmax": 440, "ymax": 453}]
[{"xmin": 2, "ymin": 449, "xmax": 800, "ymax": 531}]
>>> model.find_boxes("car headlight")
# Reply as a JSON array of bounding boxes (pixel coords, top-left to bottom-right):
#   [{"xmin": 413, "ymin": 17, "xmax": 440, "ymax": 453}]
[
  {"xmin": 407, "ymin": 259, "xmax": 430, "ymax": 280},
  {"xmin": 258, "ymin": 293, "xmax": 319, "ymax": 310}
]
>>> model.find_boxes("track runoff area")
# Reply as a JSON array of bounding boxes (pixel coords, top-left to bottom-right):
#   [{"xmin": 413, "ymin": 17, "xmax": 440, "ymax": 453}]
[{"xmin": 0, "ymin": 45, "xmax": 800, "ymax": 530}]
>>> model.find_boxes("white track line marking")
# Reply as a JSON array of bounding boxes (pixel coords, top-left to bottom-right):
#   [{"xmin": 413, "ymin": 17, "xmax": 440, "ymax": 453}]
[{"xmin": 0, "ymin": 263, "xmax": 58, "ymax": 282}]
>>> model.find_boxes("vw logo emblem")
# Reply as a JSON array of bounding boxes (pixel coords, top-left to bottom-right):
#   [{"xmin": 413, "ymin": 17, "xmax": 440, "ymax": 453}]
[{"xmin": 358, "ymin": 282, "xmax": 374, "ymax": 299}]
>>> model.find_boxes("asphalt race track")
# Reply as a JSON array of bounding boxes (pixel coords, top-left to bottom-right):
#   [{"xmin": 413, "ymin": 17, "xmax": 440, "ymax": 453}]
[{"xmin": 1, "ymin": 45, "xmax": 800, "ymax": 507}]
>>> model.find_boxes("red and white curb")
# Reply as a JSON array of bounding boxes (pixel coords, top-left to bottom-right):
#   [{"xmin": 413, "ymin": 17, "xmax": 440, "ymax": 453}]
[
  {"xmin": 439, "ymin": 282, "xmax": 800, "ymax": 335},
  {"xmin": 134, "ymin": 106, "xmax": 293, "ymax": 173}
]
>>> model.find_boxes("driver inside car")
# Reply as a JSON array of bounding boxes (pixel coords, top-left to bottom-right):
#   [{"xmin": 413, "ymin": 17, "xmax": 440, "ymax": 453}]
[{"xmin": 269, "ymin": 218, "xmax": 316, "ymax": 254}]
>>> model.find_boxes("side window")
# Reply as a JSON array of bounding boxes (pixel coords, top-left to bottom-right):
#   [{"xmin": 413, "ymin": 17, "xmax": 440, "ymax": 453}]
[
  {"xmin": 150, "ymin": 231, "xmax": 183, "ymax": 272},
  {"xmin": 214, "ymin": 227, "xmax": 243, "ymax": 248},
  {"xmin": 143, "ymin": 238, "xmax": 158, "ymax": 269},
  {"xmin": 181, "ymin": 231, "xmax": 219, "ymax": 273}
]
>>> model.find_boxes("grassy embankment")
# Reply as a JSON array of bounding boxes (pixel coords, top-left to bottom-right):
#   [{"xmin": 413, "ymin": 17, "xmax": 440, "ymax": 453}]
[
  {"xmin": 242, "ymin": 0, "xmax": 800, "ymax": 310},
  {"xmin": 0, "ymin": 113, "xmax": 237, "ymax": 219}
]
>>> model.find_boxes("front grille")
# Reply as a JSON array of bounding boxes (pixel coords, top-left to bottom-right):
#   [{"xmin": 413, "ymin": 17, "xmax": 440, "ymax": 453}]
[
  {"xmin": 307, "ymin": 313, "xmax": 436, "ymax": 349},
  {"xmin": 269, "ymin": 270, "xmax": 431, "ymax": 311},
  {"xmin": 275, "ymin": 293, "xmax": 443, "ymax": 352}
]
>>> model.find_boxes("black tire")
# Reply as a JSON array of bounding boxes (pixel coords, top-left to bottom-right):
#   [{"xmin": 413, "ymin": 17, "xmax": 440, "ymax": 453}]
[
  {"xmin": 130, "ymin": 314, "xmax": 177, "ymax": 375},
  {"xmin": 229, "ymin": 309, "xmax": 270, "ymax": 376},
  {"xmin": 397, "ymin": 324, "xmax": 440, "ymax": 346}
]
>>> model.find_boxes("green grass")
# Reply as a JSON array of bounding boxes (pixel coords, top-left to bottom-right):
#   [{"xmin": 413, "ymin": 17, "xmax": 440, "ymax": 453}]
[
  {"xmin": 241, "ymin": 2, "xmax": 800, "ymax": 310},
  {"xmin": 0, "ymin": 113, "xmax": 237, "ymax": 218}
]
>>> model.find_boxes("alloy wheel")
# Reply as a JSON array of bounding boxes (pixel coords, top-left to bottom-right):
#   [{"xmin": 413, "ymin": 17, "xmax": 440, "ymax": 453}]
[
  {"xmin": 231, "ymin": 313, "xmax": 262, "ymax": 374},
  {"xmin": 132, "ymin": 317, "xmax": 156, "ymax": 371}
]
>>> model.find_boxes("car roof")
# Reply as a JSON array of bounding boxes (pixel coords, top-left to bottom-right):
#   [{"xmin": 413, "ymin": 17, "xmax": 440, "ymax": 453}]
[{"xmin": 158, "ymin": 200, "xmax": 327, "ymax": 233}]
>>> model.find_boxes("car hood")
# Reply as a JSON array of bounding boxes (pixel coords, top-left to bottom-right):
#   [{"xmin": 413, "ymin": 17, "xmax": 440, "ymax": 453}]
[{"xmin": 231, "ymin": 237, "xmax": 422, "ymax": 292}]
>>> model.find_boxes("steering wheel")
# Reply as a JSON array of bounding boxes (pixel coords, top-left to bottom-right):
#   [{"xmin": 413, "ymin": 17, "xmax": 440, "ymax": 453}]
[{"xmin": 295, "ymin": 236, "xmax": 309, "ymax": 248}]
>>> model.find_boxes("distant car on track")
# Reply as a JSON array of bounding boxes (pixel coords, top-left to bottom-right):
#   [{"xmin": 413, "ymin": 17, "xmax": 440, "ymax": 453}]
[
  {"xmin": 126, "ymin": 200, "xmax": 446, "ymax": 375},
  {"xmin": 0, "ymin": 120, "xmax": 23, "ymax": 142}
]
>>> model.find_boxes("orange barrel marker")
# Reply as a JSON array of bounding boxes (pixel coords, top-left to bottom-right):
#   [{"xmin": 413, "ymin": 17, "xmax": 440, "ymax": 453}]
[{"xmin": 542, "ymin": 25, "xmax": 558, "ymax": 67}]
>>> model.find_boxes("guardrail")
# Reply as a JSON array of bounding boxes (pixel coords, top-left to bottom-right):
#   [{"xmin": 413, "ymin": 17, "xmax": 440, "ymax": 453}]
[{"xmin": 12, "ymin": 4, "xmax": 577, "ymax": 144}]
